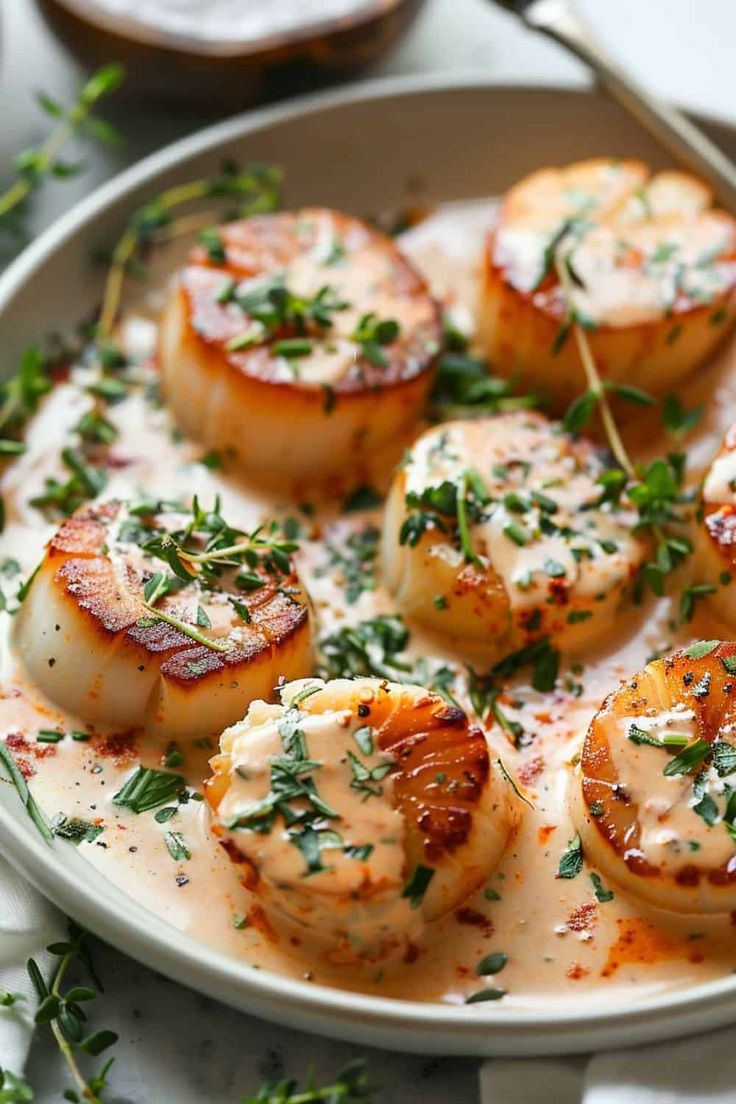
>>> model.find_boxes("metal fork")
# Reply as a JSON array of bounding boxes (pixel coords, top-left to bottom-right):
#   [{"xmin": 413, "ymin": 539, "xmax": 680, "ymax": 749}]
[{"xmin": 492, "ymin": 0, "xmax": 736, "ymax": 211}]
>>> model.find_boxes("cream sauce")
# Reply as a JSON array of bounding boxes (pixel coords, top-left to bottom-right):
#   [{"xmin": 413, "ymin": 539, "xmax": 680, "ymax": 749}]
[{"xmin": 3, "ymin": 200, "xmax": 736, "ymax": 1009}]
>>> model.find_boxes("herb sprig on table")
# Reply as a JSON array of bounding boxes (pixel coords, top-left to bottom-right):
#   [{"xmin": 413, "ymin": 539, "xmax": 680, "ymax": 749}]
[
  {"xmin": 25, "ymin": 922, "xmax": 117, "ymax": 1104},
  {"xmin": 0, "ymin": 64, "xmax": 124, "ymax": 259},
  {"xmin": 1, "ymin": 919, "xmax": 376, "ymax": 1102}
]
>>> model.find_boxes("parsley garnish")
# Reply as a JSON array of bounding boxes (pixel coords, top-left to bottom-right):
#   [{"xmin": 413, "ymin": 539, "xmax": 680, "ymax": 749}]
[
  {"xmin": 351, "ymin": 313, "xmax": 399, "ymax": 368},
  {"xmin": 556, "ymin": 833, "xmax": 583, "ymax": 879},
  {"xmin": 590, "ymin": 872, "xmax": 614, "ymax": 902},
  {"xmin": 402, "ymin": 864, "xmax": 435, "ymax": 909}
]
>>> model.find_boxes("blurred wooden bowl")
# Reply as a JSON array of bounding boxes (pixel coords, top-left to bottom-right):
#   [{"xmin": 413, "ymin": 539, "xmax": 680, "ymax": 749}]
[{"xmin": 35, "ymin": 0, "xmax": 425, "ymax": 107}]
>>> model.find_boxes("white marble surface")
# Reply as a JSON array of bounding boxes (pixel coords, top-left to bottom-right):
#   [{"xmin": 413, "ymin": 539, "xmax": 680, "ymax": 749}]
[{"xmin": 3, "ymin": 0, "xmax": 736, "ymax": 1098}]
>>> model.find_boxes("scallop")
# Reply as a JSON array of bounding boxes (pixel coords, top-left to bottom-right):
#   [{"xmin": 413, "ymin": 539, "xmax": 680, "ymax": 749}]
[
  {"xmin": 206, "ymin": 677, "xmax": 522, "ymax": 963},
  {"xmin": 573, "ymin": 640, "xmax": 736, "ymax": 914},
  {"xmin": 694, "ymin": 421, "xmax": 736, "ymax": 626},
  {"xmin": 381, "ymin": 412, "xmax": 646, "ymax": 659},
  {"xmin": 13, "ymin": 499, "xmax": 311, "ymax": 738},
  {"xmin": 158, "ymin": 208, "xmax": 441, "ymax": 488},
  {"xmin": 477, "ymin": 158, "xmax": 736, "ymax": 405}
]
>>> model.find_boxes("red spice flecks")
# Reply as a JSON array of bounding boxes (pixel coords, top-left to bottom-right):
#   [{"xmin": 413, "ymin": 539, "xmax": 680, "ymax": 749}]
[
  {"xmin": 517, "ymin": 756, "xmax": 544, "ymax": 786},
  {"xmin": 538, "ymin": 825, "xmax": 556, "ymax": 845},
  {"xmin": 567, "ymin": 902, "xmax": 597, "ymax": 932},
  {"xmin": 454, "ymin": 907, "xmax": 493, "ymax": 937},
  {"xmin": 688, "ymin": 952, "xmax": 705, "ymax": 964},
  {"xmin": 4, "ymin": 732, "xmax": 57, "ymax": 778},
  {"xmin": 566, "ymin": 962, "xmax": 589, "ymax": 980},
  {"xmin": 89, "ymin": 732, "xmax": 137, "ymax": 763}
]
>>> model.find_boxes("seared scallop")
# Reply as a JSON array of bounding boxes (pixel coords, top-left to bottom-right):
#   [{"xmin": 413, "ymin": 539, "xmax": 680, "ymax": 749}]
[
  {"xmin": 158, "ymin": 208, "xmax": 441, "ymax": 488},
  {"xmin": 573, "ymin": 640, "xmax": 736, "ymax": 914},
  {"xmin": 382, "ymin": 412, "xmax": 646, "ymax": 659},
  {"xmin": 477, "ymin": 158, "xmax": 736, "ymax": 404},
  {"xmin": 694, "ymin": 421, "xmax": 736, "ymax": 626},
  {"xmin": 13, "ymin": 499, "xmax": 311, "ymax": 737},
  {"xmin": 206, "ymin": 677, "xmax": 522, "ymax": 963}
]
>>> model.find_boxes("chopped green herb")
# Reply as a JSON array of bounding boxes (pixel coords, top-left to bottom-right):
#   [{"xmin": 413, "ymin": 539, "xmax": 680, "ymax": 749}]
[
  {"xmin": 476, "ymin": 952, "xmax": 508, "ymax": 976},
  {"xmin": 466, "ymin": 988, "xmax": 506, "ymax": 1003},
  {"xmin": 402, "ymin": 864, "xmax": 435, "ymax": 909},
  {"xmin": 342, "ymin": 485, "xmax": 382, "ymax": 513},
  {"xmin": 590, "ymin": 872, "xmax": 613, "ymax": 902},
  {"xmin": 164, "ymin": 831, "xmax": 191, "ymax": 862},
  {"xmin": 556, "ymin": 833, "xmax": 583, "ymax": 879},
  {"xmin": 663, "ymin": 739, "xmax": 712, "ymax": 777},
  {"xmin": 112, "ymin": 767, "xmax": 186, "ymax": 813}
]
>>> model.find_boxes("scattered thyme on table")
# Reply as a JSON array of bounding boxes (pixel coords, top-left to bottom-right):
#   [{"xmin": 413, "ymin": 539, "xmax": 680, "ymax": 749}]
[{"xmin": 0, "ymin": 63, "xmax": 125, "ymax": 260}]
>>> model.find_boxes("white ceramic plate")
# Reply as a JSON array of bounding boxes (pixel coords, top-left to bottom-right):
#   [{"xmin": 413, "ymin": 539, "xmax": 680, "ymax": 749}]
[{"xmin": 2, "ymin": 76, "xmax": 736, "ymax": 1057}]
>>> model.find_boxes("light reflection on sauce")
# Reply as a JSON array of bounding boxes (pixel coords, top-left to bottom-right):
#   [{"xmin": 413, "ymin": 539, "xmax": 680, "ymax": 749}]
[{"xmin": 2, "ymin": 199, "xmax": 736, "ymax": 1008}]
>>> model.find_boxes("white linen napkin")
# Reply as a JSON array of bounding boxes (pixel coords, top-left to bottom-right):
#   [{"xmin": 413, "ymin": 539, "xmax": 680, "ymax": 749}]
[
  {"xmin": 0, "ymin": 856, "xmax": 63, "ymax": 1076},
  {"xmin": 481, "ymin": 1036, "xmax": 736, "ymax": 1104}
]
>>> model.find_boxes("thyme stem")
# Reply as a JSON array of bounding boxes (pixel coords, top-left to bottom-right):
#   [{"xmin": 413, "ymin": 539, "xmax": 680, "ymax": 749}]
[
  {"xmin": 141, "ymin": 601, "xmax": 229, "ymax": 653},
  {"xmin": 555, "ymin": 253, "xmax": 634, "ymax": 477},
  {"xmin": 180, "ymin": 538, "xmax": 266, "ymax": 565},
  {"xmin": 0, "ymin": 123, "xmax": 72, "ymax": 220},
  {"xmin": 455, "ymin": 470, "xmax": 478, "ymax": 565},
  {"xmin": 99, "ymin": 180, "xmax": 216, "ymax": 337},
  {"xmin": 48, "ymin": 953, "xmax": 103, "ymax": 1104}
]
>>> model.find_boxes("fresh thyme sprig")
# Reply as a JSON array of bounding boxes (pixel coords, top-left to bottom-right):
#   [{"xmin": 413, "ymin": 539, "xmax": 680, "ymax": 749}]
[
  {"xmin": 1, "ymin": 918, "xmax": 376, "ymax": 1104},
  {"xmin": 138, "ymin": 495, "xmax": 298, "ymax": 583},
  {"xmin": 555, "ymin": 253, "xmax": 634, "ymax": 477},
  {"xmin": 28, "ymin": 922, "xmax": 117, "ymax": 1104},
  {"xmin": 129, "ymin": 497, "xmax": 299, "ymax": 652},
  {"xmin": 399, "ymin": 468, "xmax": 491, "ymax": 564},
  {"xmin": 317, "ymin": 615, "xmax": 461, "ymax": 712},
  {"xmin": 0, "ymin": 346, "xmax": 53, "ymax": 443},
  {"xmin": 0, "ymin": 1068, "xmax": 33, "ymax": 1102},
  {"xmin": 553, "ymin": 246, "xmax": 697, "ymax": 604},
  {"xmin": 243, "ymin": 1059, "xmax": 374, "ymax": 1104},
  {"xmin": 0, "ymin": 65, "xmax": 124, "ymax": 257},
  {"xmin": 96, "ymin": 164, "xmax": 282, "ymax": 342},
  {"xmin": 4, "ymin": 159, "xmax": 282, "ymax": 528}
]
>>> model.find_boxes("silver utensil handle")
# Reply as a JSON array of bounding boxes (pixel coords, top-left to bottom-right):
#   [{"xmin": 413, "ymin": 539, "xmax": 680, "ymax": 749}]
[{"xmin": 524, "ymin": 0, "xmax": 736, "ymax": 210}]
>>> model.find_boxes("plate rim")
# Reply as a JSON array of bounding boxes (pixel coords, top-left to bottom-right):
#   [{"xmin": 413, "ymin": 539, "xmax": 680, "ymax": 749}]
[{"xmin": 3, "ymin": 72, "xmax": 736, "ymax": 1054}]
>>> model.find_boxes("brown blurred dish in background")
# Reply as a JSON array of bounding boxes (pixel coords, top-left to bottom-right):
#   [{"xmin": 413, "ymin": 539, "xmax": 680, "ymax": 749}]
[{"xmin": 35, "ymin": 0, "xmax": 425, "ymax": 107}]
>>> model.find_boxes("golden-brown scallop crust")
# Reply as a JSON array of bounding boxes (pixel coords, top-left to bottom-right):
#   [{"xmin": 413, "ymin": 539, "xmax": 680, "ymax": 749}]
[
  {"xmin": 580, "ymin": 642, "xmax": 736, "ymax": 890},
  {"xmin": 42, "ymin": 500, "xmax": 309, "ymax": 689},
  {"xmin": 182, "ymin": 209, "xmax": 441, "ymax": 396},
  {"xmin": 479, "ymin": 160, "xmax": 736, "ymax": 404},
  {"xmin": 159, "ymin": 208, "xmax": 442, "ymax": 488}
]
